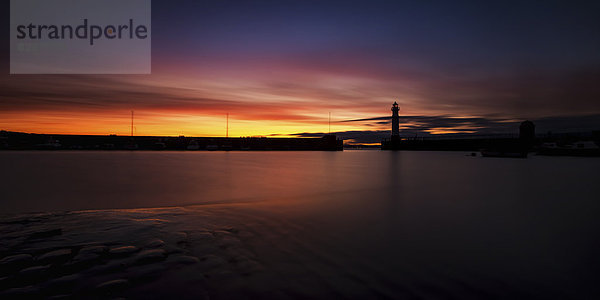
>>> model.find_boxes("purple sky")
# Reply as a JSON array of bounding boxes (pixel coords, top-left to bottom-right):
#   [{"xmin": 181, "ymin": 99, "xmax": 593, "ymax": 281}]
[{"xmin": 1, "ymin": 0, "xmax": 600, "ymax": 140}]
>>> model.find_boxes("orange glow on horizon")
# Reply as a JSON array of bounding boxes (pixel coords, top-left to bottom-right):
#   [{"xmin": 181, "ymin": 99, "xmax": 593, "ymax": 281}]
[
  {"xmin": 0, "ymin": 109, "xmax": 370, "ymax": 137},
  {"xmin": 0, "ymin": 67, "xmax": 525, "ymax": 138}
]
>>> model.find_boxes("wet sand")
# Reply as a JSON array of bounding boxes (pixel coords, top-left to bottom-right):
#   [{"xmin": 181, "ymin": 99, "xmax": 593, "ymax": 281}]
[{"xmin": 0, "ymin": 201, "xmax": 593, "ymax": 299}]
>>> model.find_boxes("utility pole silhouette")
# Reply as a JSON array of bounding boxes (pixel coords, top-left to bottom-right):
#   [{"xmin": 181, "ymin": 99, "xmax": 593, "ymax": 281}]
[{"xmin": 131, "ymin": 110, "xmax": 134, "ymax": 137}]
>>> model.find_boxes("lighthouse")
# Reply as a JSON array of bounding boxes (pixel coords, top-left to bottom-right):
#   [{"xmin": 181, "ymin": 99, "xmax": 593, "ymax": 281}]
[
  {"xmin": 381, "ymin": 101, "xmax": 402, "ymax": 150},
  {"xmin": 391, "ymin": 102, "xmax": 400, "ymax": 141}
]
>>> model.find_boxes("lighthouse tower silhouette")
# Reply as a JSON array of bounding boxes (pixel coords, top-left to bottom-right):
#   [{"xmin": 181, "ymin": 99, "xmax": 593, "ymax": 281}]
[
  {"xmin": 391, "ymin": 102, "xmax": 400, "ymax": 141},
  {"xmin": 381, "ymin": 101, "xmax": 402, "ymax": 150}
]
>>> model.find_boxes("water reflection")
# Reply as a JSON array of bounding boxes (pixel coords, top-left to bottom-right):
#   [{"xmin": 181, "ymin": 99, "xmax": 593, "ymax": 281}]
[{"xmin": 1, "ymin": 151, "xmax": 600, "ymax": 298}]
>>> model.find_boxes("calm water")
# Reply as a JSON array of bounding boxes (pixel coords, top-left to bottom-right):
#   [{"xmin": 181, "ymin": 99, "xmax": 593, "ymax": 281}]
[{"xmin": 1, "ymin": 151, "xmax": 600, "ymax": 298}]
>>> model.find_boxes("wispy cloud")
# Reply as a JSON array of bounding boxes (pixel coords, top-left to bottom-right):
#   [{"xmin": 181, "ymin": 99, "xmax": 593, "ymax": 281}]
[{"xmin": 287, "ymin": 114, "xmax": 600, "ymax": 144}]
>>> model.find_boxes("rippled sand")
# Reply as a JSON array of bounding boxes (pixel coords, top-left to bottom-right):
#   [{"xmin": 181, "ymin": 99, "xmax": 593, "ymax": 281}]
[
  {"xmin": 1, "ymin": 201, "xmax": 585, "ymax": 299},
  {"xmin": 1, "ymin": 205, "xmax": 269, "ymax": 299}
]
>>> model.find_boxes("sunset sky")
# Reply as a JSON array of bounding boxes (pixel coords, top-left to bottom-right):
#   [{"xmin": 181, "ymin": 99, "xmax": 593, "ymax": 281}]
[{"xmin": 2, "ymin": 1, "xmax": 600, "ymax": 144}]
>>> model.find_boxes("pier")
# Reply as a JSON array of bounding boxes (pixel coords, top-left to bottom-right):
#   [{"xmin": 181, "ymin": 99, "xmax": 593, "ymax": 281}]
[{"xmin": 0, "ymin": 131, "xmax": 343, "ymax": 151}]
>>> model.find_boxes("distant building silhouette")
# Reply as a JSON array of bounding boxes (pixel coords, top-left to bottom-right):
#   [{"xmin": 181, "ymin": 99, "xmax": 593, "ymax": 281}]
[
  {"xmin": 519, "ymin": 120, "xmax": 535, "ymax": 141},
  {"xmin": 519, "ymin": 120, "xmax": 536, "ymax": 150}
]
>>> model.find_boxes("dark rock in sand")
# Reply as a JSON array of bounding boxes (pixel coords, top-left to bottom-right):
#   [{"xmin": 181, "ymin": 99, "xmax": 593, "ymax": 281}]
[
  {"xmin": 19, "ymin": 264, "xmax": 50, "ymax": 276},
  {"xmin": 43, "ymin": 274, "xmax": 81, "ymax": 294},
  {"xmin": 47, "ymin": 294, "xmax": 71, "ymax": 299},
  {"xmin": 27, "ymin": 228, "xmax": 62, "ymax": 240},
  {"xmin": 194, "ymin": 244, "xmax": 219, "ymax": 255},
  {"xmin": 0, "ymin": 276, "xmax": 11, "ymax": 290},
  {"xmin": 168, "ymin": 255, "xmax": 200, "ymax": 265},
  {"xmin": 210, "ymin": 270, "xmax": 236, "ymax": 281},
  {"xmin": 79, "ymin": 245, "xmax": 107, "ymax": 254},
  {"xmin": 223, "ymin": 227, "xmax": 240, "ymax": 234},
  {"xmin": 0, "ymin": 254, "xmax": 34, "ymax": 276},
  {"xmin": 96, "ymin": 279, "xmax": 129, "ymax": 294},
  {"xmin": 37, "ymin": 249, "xmax": 72, "ymax": 264},
  {"xmin": 109, "ymin": 246, "xmax": 139, "ymax": 256},
  {"xmin": 64, "ymin": 252, "xmax": 102, "ymax": 272},
  {"xmin": 196, "ymin": 232, "xmax": 214, "ymax": 240},
  {"xmin": 198, "ymin": 255, "xmax": 226, "ymax": 269},
  {"xmin": 173, "ymin": 232, "xmax": 188, "ymax": 244},
  {"xmin": 16, "ymin": 265, "xmax": 52, "ymax": 286},
  {"xmin": 72, "ymin": 252, "xmax": 101, "ymax": 263},
  {"xmin": 1, "ymin": 254, "xmax": 33, "ymax": 265},
  {"xmin": 163, "ymin": 245, "xmax": 185, "ymax": 255},
  {"xmin": 87, "ymin": 260, "xmax": 128, "ymax": 274},
  {"xmin": 128, "ymin": 264, "xmax": 168, "ymax": 281},
  {"xmin": 217, "ymin": 236, "xmax": 241, "ymax": 249},
  {"xmin": 212, "ymin": 230, "xmax": 233, "ymax": 237},
  {"xmin": 237, "ymin": 259, "xmax": 263, "ymax": 275},
  {"xmin": 144, "ymin": 239, "xmax": 165, "ymax": 248},
  {"xmin": 132, "ymin": 249, "xmax": 167, "ymax": 265},
  {"xmin": 0, "ymin": 285, "xmax": 39, "ymax": 297}
]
